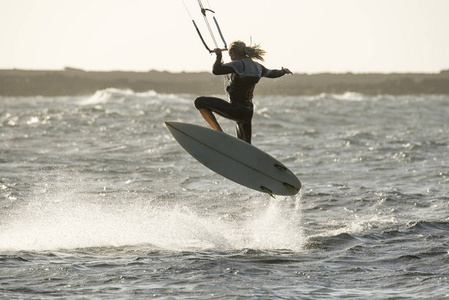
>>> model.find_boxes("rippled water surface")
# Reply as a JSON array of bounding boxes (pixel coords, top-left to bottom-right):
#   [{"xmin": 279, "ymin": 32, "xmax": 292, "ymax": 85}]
[{"xmin": 1, "ymin": 90, "xmax": 448, "ymax": 299}]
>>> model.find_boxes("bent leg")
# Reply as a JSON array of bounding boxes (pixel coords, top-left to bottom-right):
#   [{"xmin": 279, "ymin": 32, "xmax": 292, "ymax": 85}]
[
  {"xmin": 198, "ymin": 108, "xmax": 223, "ymax": 131},
  {"xmin": 194, "ymin": 96, "xmax": 234, "ymax": 131},
  {"xmin": 194, "ymin": 96, "xmax": 253, "ymax": 142}
]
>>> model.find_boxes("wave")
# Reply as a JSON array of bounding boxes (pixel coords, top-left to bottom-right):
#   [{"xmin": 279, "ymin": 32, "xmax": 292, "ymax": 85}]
[
  {"xmin": 307, "ymin": 92, "xmax": 372, "ymax": 102},
  {"xmin": 77, "ymin": 88, "xmax": 159, "ymax": 106},
  {"xmin": 306, "ymin": 220, "xmax": 449, "ymax": 251},
  {"xmin": 80, "ymin": 89, "xmax": 375, "ymax": 107}
]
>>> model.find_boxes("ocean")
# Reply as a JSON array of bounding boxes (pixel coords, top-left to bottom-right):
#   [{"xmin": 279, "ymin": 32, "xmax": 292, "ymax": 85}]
[{"xmin": 1, "ymin": 89, "xmax": 448, "ymax": 299}]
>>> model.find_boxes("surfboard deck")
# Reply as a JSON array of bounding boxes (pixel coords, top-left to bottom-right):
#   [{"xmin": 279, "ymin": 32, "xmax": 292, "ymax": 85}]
[{"xmin": 165, "ymin": 122, "xmax": 301, "ymax": 196}]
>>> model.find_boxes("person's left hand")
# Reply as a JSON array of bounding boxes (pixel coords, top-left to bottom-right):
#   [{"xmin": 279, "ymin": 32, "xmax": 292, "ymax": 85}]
[
  {"xmin": 214, "ymin": 48, "xmax": 222, "ymax": 56},
  {"xmin": 282, "ymin": 67, "xmax": 293, "ymax": 75}
]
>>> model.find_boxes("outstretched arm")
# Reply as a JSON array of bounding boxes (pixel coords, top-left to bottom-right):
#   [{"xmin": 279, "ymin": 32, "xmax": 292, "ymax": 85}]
[{"xmin": 262, "ymin": 65, "xmax": 293, "ymax": 78}]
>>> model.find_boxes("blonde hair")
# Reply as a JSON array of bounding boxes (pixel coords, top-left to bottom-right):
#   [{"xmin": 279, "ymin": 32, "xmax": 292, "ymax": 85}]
[{"xmin": 229, "ymin": 40, "xmax": 266, "ymax": 61}]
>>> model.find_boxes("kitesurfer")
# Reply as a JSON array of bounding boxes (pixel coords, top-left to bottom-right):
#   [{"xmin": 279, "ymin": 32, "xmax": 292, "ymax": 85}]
[{"xmin": 194, "ymin": 40, "xmax": 292, "ymax": 144}]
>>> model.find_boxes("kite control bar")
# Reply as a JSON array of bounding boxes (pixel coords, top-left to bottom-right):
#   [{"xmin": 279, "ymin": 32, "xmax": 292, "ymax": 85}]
[
  {"xmin": 192, "ymin": 18, "xmax": 227, "ymax": 53},
  {"xmin": 182, "ymin": 0, "xmax": 228, "ymax": 53}
]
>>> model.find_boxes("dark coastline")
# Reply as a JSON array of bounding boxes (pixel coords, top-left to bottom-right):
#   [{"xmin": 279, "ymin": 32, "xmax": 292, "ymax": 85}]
[{"xmin": 1, "ymin": 67, "xmax": 449, "ymax": 97}]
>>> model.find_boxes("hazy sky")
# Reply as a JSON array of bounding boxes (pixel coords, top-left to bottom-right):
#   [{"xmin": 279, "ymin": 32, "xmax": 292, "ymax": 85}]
[{"xmin": 1, "ymin": 0, "xmax": 448, "ymax": 73}]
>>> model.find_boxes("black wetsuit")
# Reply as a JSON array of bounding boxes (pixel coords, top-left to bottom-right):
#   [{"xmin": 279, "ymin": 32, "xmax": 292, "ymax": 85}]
[{"xmin": 195, "ymin": 52, "xmax": 286, "ymax": 143}]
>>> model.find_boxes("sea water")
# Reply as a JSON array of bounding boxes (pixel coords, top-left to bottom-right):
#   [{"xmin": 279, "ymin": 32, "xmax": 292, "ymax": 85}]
[{"xmin": 1, "ymin": 89, "xmax": 448, "ymax": 299}]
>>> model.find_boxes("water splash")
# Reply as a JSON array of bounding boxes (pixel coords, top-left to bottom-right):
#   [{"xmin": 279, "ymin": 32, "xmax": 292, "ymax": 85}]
[{"xmin": 0, "ymin": 181, "xmax": 304, "ymax": 252}]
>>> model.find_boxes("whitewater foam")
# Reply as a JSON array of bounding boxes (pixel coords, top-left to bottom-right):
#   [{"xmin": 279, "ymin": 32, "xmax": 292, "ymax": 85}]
[{"xmin": 0, "ymin": 177, "xmax": 305, "ymax": 252}]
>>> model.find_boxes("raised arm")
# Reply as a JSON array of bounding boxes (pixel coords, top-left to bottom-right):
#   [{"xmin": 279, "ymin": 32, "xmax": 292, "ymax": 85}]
[{"xmin": 212, "ymin": 49, "xmax": 234, "ymax": 75}]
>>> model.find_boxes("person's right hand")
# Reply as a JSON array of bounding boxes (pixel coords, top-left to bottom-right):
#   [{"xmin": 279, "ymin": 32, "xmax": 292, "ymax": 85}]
[{"xmin": 214, "ymin": 48, "xmax": 222, "ymax": 56}]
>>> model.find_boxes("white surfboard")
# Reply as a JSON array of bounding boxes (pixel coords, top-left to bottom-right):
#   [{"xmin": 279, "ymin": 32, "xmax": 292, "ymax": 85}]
[{"xmin": 165, "ymin": 121, "xmax": 301, "ymax": 197}]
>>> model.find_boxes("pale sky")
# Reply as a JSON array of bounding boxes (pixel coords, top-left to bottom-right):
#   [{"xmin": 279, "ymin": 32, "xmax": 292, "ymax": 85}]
[{"xmin": 1, "ymin": 0, "xmax": 448, "ymax": 74}]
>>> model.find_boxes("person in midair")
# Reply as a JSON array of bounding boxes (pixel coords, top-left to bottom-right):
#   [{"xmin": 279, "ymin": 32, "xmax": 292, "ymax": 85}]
[{"xmin": 194, "ymin": 40, "xmax": 292, "ymax": 144}]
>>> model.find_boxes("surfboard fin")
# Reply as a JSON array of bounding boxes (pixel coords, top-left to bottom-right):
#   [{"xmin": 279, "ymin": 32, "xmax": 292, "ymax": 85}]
[
  {"xmin": 261, "ymin": 186, "xmax": 276, "ymax": 199},
  {"xmin": 283, "ymin": 182, "xmax": 301, "ymax": 194}
]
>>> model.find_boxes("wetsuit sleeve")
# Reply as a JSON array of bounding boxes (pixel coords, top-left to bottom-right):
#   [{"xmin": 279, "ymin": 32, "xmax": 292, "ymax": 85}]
[
  {"xmin": 261, "ymin": 65, "xmax": 286, "ymax": 78},
  {"xmin": 212, "ymin": 53, "xmax": 234, "ymax": 75}
]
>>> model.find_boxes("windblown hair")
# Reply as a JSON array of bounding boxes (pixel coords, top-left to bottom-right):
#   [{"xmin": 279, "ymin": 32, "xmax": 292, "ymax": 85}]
[{"xmin": 229, "ymin": 40, "xmax": 266, "ymax": 61}]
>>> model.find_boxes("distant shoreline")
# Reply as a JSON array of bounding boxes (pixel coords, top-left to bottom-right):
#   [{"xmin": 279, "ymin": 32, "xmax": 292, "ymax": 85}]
[{"xmin": 1, "ymin": 67, "xmax": 449, "ymax": 97}]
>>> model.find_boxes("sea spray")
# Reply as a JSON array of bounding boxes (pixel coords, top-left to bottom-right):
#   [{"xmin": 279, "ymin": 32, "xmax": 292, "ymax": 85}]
[{"xmin": 0, "ymin": 178, "xmax": 305, "ymax": 252}]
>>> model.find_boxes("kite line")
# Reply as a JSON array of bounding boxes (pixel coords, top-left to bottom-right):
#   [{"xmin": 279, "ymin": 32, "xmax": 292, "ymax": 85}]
[{"xmin": 181, "ymin": 0, "xmax": 228, "ymax": 53}]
